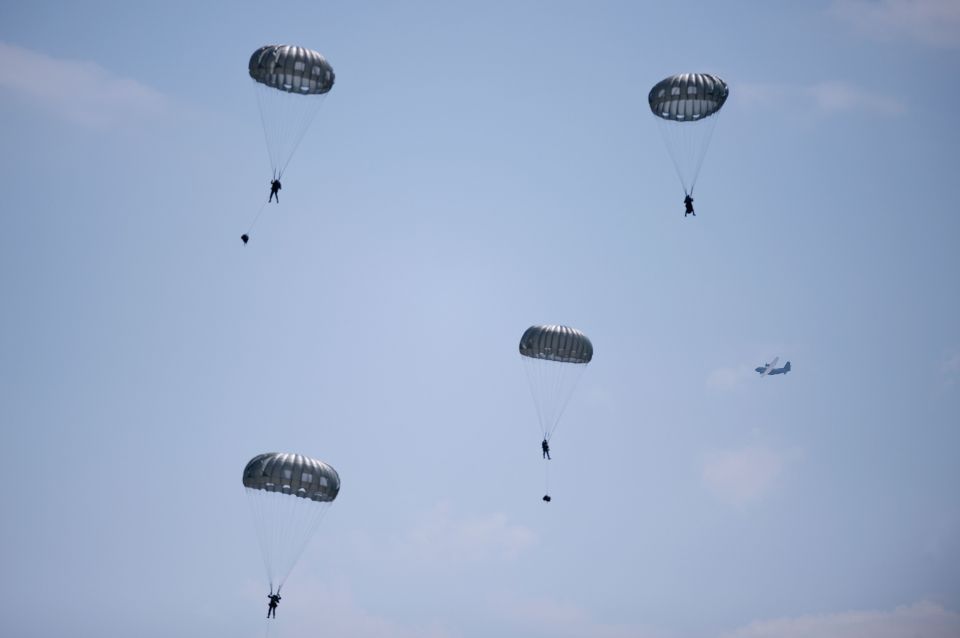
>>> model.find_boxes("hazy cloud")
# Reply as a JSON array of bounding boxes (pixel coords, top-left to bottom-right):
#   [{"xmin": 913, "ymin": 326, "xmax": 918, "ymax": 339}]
[
  {"xmin": 0, "ymin": 41, "xmax": 172, "ymax": 128},
  {"xmin": 706, "ymin": 365, "xmax": 755, "ymax": 391},
  {"xmin": 738, "ymin": 81, "xmax": 905, "ymax": 117},
  {"xmin": 276, "ymin": 583, "xmax": 461, "ymax": 638},
  {"xmin": 940, "ymin": 350, "xmax": 960, "ymax": 388},
  {"xmin": 400, "ymin": 501, "xmax": 537, "ymax": 563},
  {"xmin": 723, "ymin": 601, "xmax": 960, "ymax": 638},
  {"xmin": 703, "ymin": 445, "xmax": 794, "ymax": 506},
  {"xmin": 830, "ymin": 0, "xmax": 960, "ymax": 48},
  {"xmin": 495, "ymin": 594, "xmax": 668, "ymax": 638},
  {"xmin": 808, "ymin": 81, "xmax": 906, "ymax": 115},
  {"xmin": 942, "ymin": 351, "xmax": 960, "ymax": 375}
]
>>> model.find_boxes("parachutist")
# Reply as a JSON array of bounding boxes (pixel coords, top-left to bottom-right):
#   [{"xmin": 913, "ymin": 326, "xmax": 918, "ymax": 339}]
[
  {"xmin": 244, "ymin": 453, "xmax": 340, "ymax": 601},
  {"xmin": 649, "ymin": 74, "xmax": 727, "ymax": 202},
  {"xmin": 241, "ymin": 234, "xmax": 249, "ymax": 245},
  {"xmin": 520, "ymin": 326, "xmax": 591, "ymax": 511},
  {"xmin": 269, "ymin": 179, "xmax": 282, "ymax": 203},
  {"xmin": 267, "ymin": 592, "xmax": 281, "ymax": 618},
  {"xmin": 684, "ymin": 194, "xmax": 695, "ymax": 217}
]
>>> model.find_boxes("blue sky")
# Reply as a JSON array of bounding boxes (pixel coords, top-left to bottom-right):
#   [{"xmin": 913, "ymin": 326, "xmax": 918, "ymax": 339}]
[{"xmin": 1, "ymin": 1, "xmax": 959, "ymax": 637}]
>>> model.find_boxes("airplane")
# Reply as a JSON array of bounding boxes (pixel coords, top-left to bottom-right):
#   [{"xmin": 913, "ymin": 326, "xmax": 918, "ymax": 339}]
[{"xmin": 755, "ymin": 357, "xmax": 791, "ymax": 377}]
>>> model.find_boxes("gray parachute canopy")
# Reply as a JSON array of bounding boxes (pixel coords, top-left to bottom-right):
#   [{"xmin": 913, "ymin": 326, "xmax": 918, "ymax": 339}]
[
  {"xmin": 243, "ymin": 452, "xmax": 340, "ymax": 502},
  {"xmin": 519, "ymin": 325, "xmax": 593, "ymax": 364},
  {"xmin": 648, "ymin": 73, "xmax": 728, "ymax": 121},
  {"xmin": 249, "ymin": 45, "xmax": 335, "ymax": 95}
]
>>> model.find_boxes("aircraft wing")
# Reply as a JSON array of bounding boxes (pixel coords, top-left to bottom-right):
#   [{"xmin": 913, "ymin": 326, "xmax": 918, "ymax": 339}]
[{"xmin": 760, "ymin": 356, "xmax": 779, "ymax": 376}]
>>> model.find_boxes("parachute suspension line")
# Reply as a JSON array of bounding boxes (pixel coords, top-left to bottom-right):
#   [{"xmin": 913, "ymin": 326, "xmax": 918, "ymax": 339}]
[
  {"xmin": 523, "ymin": 357, "xmax": 587, "ymax": 442},
  {"xmin": 245, "ymin": 487, "xmax": 333, "ymax": 592},
  {"xmin": 546, "ymin": 363, "xmax": 586, "ymax": 442},
  {"xmin": 277, "ymin": 499, "xmax": 332, "ymax": 591},
  {"xmin": 254, "ymin": 83, "xmax": 278, "ymax": 178},
  {"xmin": 526, "ymin": 358, "xmax": 549, "ymax": 437},
  {"xmin": 656, "ymin": 113, "xmax": 720, "ymax": 197},
  {"xmin": 277, "ymin": 93, "xmax": 327, "ymax": 179},
  {"xmin": 522, "ymin": 359, "xmax": 545, "ymax": 436},
  {"xmin": 685, "ymin": 113, "xmax": 719, "ymax": 196},
  {"xmin": 656, "ymin": 120, "xmax": 689, "ymax": 196},
  {"xmin": 246, "ymin": 487, "xmax": 278, "ymax": 590},
  {"xmin": 272, "ymin": 487, "xmax": 331, "ymax": 591},
  {"xmin": 253, "ymin": 82, "xmax": 328, "ymax": 180}
]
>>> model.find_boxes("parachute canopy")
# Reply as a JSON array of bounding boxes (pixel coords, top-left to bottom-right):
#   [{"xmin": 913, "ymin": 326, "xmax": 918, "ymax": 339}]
[
  {"xmin": 248, "ymin": 44, "xmax": 335, "ymax": 179},
  {"xmin": 248, "ymin": 45, "xmax": 335, "ymax": 95},
  {"xmin": 243, "ymin": 452, "xmax": 340, "ymax": 502},
  {"xmin": 648, "ymin": 73, "xmax": 728, "ymax": 121},
  {"xmin": 519, "ymin": 325, "xmax": 593, "ymax": 441},
  {"xmin": 519, "ymin": 325, "xmax": 593, "ymax": 364},
  {"xmin": 648, "ymin": 73, "xmax": 728, "ymax": 196},
  {"xmin": 243, "ymin": 452, "xmax": 340, "ymax": 592}
]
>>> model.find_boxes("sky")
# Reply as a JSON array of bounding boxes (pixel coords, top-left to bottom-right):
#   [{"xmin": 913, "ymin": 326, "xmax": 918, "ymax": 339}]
[{"xmin": 1, "ymin": 1, "xmax": 959, "ymax": 637}]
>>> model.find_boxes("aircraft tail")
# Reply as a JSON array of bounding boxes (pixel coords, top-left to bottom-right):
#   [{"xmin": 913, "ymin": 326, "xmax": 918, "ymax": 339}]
[{"xmin": 784, "ymin": 361, "xmax": 791, "ymax": 373}]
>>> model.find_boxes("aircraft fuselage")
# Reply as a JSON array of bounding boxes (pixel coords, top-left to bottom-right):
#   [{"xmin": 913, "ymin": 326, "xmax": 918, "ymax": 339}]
[{"xmin": 756, "ymin": 361, "xmax": 791, "ymax": 376}]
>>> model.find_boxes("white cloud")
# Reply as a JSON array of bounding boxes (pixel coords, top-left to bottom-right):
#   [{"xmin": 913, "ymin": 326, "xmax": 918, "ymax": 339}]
[
  {"xmin": 702, "ymin": 445, "xmax": 793, "ymax": 506},
  {"xmin": 0, "ymin": 41, "xmax": 172, "ymax": 128},
  {"xmin": 738, "ymin": 81, "xmax": 905, "ymax": 117},
  {"xmin": 723, "ymin": 601, "xmax": 960, "ymax": 638},
  {"xmin": 830, "ymin": 0, "xmax": 960, "ymax": 48},
  {"xmin": 400, "ymin": 501, "xmax": 538, "ymax": 563}
]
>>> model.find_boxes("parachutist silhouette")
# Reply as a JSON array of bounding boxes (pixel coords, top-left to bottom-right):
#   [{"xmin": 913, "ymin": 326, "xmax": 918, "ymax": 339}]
[
  {"xmin": 241, "ymin": 234, "xmax": 249, "ymax": 245},
  {"xmin": 684, "ymin": 194, "xmax": 695, "ymax": 217},
  {"xmin": 541, "ymin": 438, "xmax": 551, "ymax": 460},
  {"xmin": 542, "ymin": 494, "xmax": 552, "ymax": 502},
  {"xmin": 267, "ymin": 593, "xmax": 281, "ymax": 618},
  {"xmin": 269, "ymin": 179, "xmax": 282, "ymax": 203}
]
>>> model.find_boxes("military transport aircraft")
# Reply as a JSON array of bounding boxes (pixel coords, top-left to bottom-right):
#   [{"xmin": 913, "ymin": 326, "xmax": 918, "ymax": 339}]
[{"xmin": 755, "ymin": 357, "xmax": 791, "ymax": 376}]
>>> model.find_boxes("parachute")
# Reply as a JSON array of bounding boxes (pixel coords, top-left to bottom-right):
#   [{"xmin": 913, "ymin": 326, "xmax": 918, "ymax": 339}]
[
  {"xmin": 519, "ymin": 325, "xmax": 592, "ymax": 499},
  {"xmin": 649, "ymin": 73, "xmax": 728, "ymax": 196},
  {"xmin": 519, "ymin": 324, "xmax": 593, "ymax": 443},
  {"xmin": 249, "ymin": 45, "xmax": 335, "ymax": 180},
  {"xmin": 243, "ymin": 452, "xmax": 340, "ymax": 593}
]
